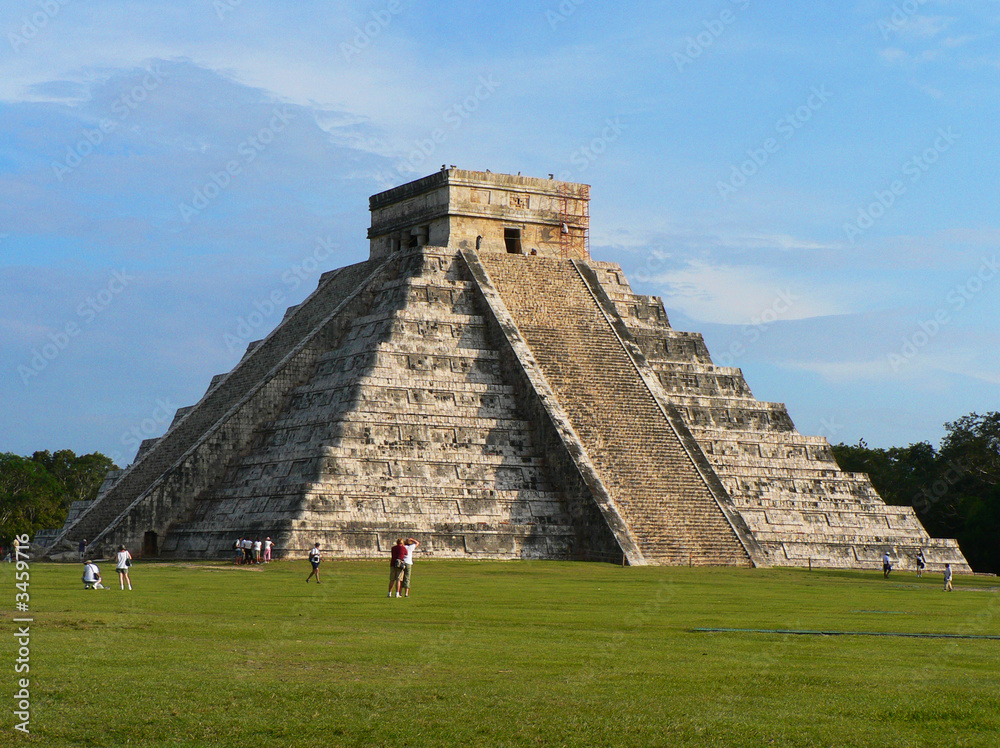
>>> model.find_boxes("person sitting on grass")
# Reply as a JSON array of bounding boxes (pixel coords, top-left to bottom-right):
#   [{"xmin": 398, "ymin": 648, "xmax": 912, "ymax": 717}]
[{"xmin": 82, "ymin": 560, "xmax": 107, "ymax": 589}]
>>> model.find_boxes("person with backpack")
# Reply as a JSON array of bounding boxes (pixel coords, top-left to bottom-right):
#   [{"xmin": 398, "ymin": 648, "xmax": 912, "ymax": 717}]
[
  {"xmin": 388, "ymin": 538, "xmax": 406, "ymax": 598},
  {"xmin": 305, "ymin": 542, "xmax": 321, "ymax": 583}
]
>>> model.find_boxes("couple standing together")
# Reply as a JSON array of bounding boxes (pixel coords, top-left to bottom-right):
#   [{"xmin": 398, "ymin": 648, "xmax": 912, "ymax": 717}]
[{"xmin": 388, "ymin": 537, "xmax": 419, "ymax": 598}]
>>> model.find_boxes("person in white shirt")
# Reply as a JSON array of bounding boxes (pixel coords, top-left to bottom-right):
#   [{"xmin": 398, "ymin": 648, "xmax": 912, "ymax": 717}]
[
  {"xmin": 82, "ymin": 561, "xmax": 106, "ymax": 589},
  {"xmin": 262, "ymin": 537, "xmax": 273, "ymax": 563},
  {"xmin": 944, "ymin": 563, "xmax": 953, "ymax": 591},
  {"xmin": 241, "ymin": 537, "xmax": 253, "ymax": 565},
  {"xmin": 115, "ymin": 545, "xmax": 133, "ymax": 590},
  {"xmin": 401, "ymin": 537, "xmax": 419, "ymax": 598},
  {"xmin": 252, "ymin": 538, "xmax": 262, "ymax": 564},
  {"xmin": 306, "ymin": 542, "xmax": 321, "ymax": 583}
]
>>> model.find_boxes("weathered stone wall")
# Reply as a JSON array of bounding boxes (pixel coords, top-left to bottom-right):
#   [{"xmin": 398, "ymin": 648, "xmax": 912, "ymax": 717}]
[{"xmin": 369, "ymin": 169, "xmax": 589, "ymax": 259}]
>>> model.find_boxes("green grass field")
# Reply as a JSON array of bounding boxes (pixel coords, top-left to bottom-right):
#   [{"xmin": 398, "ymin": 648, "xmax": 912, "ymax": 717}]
[{"xmin": 2, "ymin": 559, "xmax": 998, "ymax": 747}]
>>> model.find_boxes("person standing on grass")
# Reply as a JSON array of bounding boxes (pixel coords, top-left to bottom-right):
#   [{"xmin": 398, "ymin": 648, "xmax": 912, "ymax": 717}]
[
  {"xmin": 79, "ymin": 538, "xmax": 87, "ymax": 561},
  {"xmin": 944, "ymin": 563, "xmax": 953, "ymax": 592},
  {"xmin": 915, "ymin": 550, "xmax": 926, "ymax": 578},
  {"xmin": 306, "ymin": 542, "xmax": 321, "ymax": 583},
  {"xmin": 253, "ymin": 538, "xmax": 262, "ymax": 564},
  {"xmin": 263, "ymin": 537, "xmax": 273, "ymax": 563},
  {"xmin": 882, "ymin": 551, "xmax": 892, "ymax": 578},
  {"xmin": 242, "ymin": 537, "xmax": 253, "ymax": 565},
  {"xmin": 115, "ymin": 545, "xmax": 133, "ymax": 590},
  {"xmin": 234, "ymin": 537, "xmax": 243, "ymax": 564},
  {"xmin": 388, "ymin": 538, "xmax": 406, "ymax": 598},
  {"xmin": 401, "ymin": 537, "xmax": 419, "ymax": 598}
]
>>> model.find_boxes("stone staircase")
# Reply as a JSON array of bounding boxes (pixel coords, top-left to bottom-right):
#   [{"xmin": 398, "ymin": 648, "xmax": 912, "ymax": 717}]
[{"xmin": 472, "ymin": 252, "xmax": 752, "ymax": 566}]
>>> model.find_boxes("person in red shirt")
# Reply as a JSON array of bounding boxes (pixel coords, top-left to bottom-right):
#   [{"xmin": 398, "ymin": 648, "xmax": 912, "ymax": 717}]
[{"xmin": 388, "ymin": 538, "xmax": 406, "ymax": 598}]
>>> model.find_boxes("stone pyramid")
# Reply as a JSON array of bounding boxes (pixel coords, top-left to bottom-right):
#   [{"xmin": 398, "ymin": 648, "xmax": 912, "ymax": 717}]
[{"xmin": 44, "ymin": 169, "xmax": 971, "ymax": 571}]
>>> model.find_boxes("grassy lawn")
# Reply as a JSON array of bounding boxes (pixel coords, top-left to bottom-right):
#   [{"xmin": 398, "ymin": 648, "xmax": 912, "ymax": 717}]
[{"xmin": 2, "ymin": 559, "xmax": 998, "ymax": 747}]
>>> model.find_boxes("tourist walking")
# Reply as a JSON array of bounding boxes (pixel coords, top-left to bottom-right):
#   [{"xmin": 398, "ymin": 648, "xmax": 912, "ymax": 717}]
[
  {"xmin": 115, "ymin": 545, "xmax": 133, "ymax": 590},
  {"xmin": 263, "ymin": 537, "xmax": 273, "ymax": 563},
  {"xmin": 944, "ymin": 563, "xmax": 953, "ymax": 591},
  {"xmin": 915, "ymin": 550, "xmax": 926, "ymax": 578},
  {"xmin": 882, "ymin": 551, "xmax": 892, "ymax": 578},
  {"xmin": 401, "ymin": 537, "xmax": 419, "ymax": 598},
  {"xmin": 388, "ymin": 538, "xmax": 406, "ymax": 598},
  {"xmin": 306, "ymin": 542, "xmax": 321, "ymax": 583}
]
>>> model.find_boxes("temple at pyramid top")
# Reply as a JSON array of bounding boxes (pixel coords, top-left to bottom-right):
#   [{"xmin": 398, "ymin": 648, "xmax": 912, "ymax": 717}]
[{"xmin": 368, "ymin": 168, "xmax": 590, "ymax": 259}]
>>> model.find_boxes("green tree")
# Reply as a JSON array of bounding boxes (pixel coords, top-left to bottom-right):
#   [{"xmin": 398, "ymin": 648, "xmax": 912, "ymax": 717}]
[
  {"xmin": 0, "ymin": 453, "xmax": 65, "ymax": 545},
  {"xmin": 0, "ymin": 450, "xmax": 118, "ymax": 546},
  {"xmin": 29, "ymin": 449, "xmax": 116, "ymax": 503},
  {"xmin": 832, "ymin": 411, "xmax": 1000, "ymax": 574}
]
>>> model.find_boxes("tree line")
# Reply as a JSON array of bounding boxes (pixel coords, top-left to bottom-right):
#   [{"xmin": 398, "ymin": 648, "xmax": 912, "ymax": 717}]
[
  {"xmin": 832, "ymin": 411, "xmax": 1000, "ymax": 574},
  {"xmin": 0, "ymin": 450, "xmax": 117, "ymax": 546}
]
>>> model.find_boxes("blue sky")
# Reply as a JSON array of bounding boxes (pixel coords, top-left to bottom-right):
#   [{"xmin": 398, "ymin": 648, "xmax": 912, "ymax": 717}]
[{"xmin": 1, "ymin": 0, "xmax": 998, "ymax": 464}]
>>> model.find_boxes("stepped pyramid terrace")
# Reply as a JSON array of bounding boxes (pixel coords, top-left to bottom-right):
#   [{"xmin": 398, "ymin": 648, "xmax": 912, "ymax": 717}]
[{"xmin": 42, "ymin": 169, "xmax": 970, "ymax": 572}]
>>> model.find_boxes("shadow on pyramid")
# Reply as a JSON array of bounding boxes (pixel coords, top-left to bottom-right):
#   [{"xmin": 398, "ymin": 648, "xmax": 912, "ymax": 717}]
[{"xmin": 42, "ymin": 170, "xmax": 971, "ymax": 572}]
